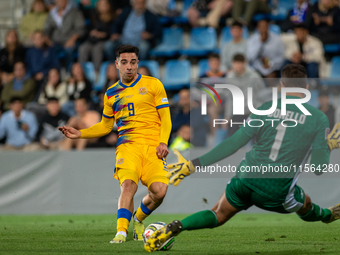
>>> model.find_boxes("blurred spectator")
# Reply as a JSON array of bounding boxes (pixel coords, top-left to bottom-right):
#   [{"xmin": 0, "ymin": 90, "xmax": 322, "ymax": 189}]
[
  {"xmin": 44, "ymin": 0, "xmax": 85, "ymax": 70},
  {"xmin": 281, "ymin": 0, "xmax": 311, "ymax": 32},
  {"xmin": 169, "ymin": 124, "xmax": 193, "ymax": 151},
  {"xmin": 232, "ymin": 0, "xmax": 270, "ymax": 26},
  {"xmin": 221, "ymin": 21, "xmax": 248, "ymax": 72},
  {"xmin": 171, "ymin": 89, "xmax": 190, "ymax": 135},
  {"xmin": 38, "ymin": 68, "xmax": 68, "ymax": 106},
  {"xmin": 39, "ymin": 97, "xmax": 69, "ymax": 149},
  {"xmin": 26, "ymin": 30, "xmax": 60, "ymax": 85},
  {"xmin": 104, "ymin": 63, "xmax": 119, "ymax": 90},
  {"xmin": 138, "ymin": 66, "xmax": 152, "ymax": 76},
  {"xmin": 200, "ymin": 53, "xmax": 226, "ymax": 78},
  {"xmin": 20, "ymin": 0, "xmax": 49, "ymax": 46},
  {"xmin": 77, "ymin": 0, "xmax": 99, "ymax": 19},
  {"xmin": 306, "ymin": 0, "xmax": 340, "ymax": 44},
  {"xmin": 1, "ymin": 62, "xmax": 36, "ymax": 111},
  {"xmin": 0, "ymin": 30, "xmax": 26, "ymax": 84},
  {"xmin": 86, "ymin": 130, "xmax": 118, "ymax": 147},
  {"xmin": 281, "ymin": 24, "xmax": 324, "ymax": 78},
  {"xmin": 110, "ymin": 0, "xmax": 131, "ymax": 16},
  {"xmin": 78, "ymin": 0, "xmax": 115, "ymax": 73},
  {"xmin": 62, "ymin": 63, "xmax": 92, "ymax": 116},
  {"xmin": 318, "ymin": 89, "xmax": 335, "ymax": 129},
  {"xmin": 225, "ymin": 54, "xmax": 265, "ymax": 136},
  {"xmin": 247, "ymin": 19, "xmax": 285, "ymax": 78},
  {"xmin": 104, "ymin": 0, "xmax": 162, "ymax": 60},
  {"xmin": 0, "ymin": 97, "xmax": 39, "ymax": 151},
  {"xmin": 146, "ymin": 0, "xmax": 176, "ymax": 17},
  {"xmin": 62, "ymin": 97, "xmax": 100, "ymax": 150},
  {"xmin": 187, "ymin": 0, "xmax": 233, "ymax": 28}
]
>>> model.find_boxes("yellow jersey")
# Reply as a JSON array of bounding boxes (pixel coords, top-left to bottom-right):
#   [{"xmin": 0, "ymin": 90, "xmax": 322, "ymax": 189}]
[{"xmin": 103, "ymin": 74, "xmax": 169, "ymax": 147}]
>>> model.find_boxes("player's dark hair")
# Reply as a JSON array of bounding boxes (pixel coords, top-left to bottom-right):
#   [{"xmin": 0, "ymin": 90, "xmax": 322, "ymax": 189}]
[
  {"xmin": 47, "ymin": 97, "xmax": 59, "ymax": 103},
  {"xmin": 115, "ymin": 45, "xmax": 139, "ymax": 59},
  {"xmin": 232, "ymin": 54, "xmax": 246, "ymax": 62},
  {"xmin": 231, "ymin": 21, "xmax": 243, "ymax": 28},
  {"xmin": 294, "ymin": 23, "xmax": 308, "ymax": 30},
  {"xmin": 281, "ymin": 64, "xmax": 307, "ymax": 88},
  {"xmin": 10, "ymin": 97, "xmax": 23, "ymax": 103},
  {"xmin": 208, "ymin": 53, "xmax": 220, "ymax": 60}
]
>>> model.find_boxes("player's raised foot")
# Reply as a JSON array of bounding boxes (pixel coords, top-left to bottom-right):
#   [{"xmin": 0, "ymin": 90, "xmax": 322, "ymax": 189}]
[
  {"xmin": 144, "ymin": 220, "xmax": 182, "ymax": 252},
  {"xmin": 109, "ymin": 234, "xmax": 126, "ymax": 243},
  {"xmin": 323, "ymin": 203, "xmax": 340, "ymax": 223},
  {"xmin": 133, "ymin": 212, "xmax": 145, "ymax": 241}
]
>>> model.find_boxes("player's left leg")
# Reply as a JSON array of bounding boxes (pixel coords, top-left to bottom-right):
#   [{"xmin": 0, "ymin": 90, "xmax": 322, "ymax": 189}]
[
  {"xmin": 133, "ymin": 182, "xmax": 168, "ymax": 240},
  {"xmin": 296, "ymin": 193, "xmax": 339, "ymax": 223}
]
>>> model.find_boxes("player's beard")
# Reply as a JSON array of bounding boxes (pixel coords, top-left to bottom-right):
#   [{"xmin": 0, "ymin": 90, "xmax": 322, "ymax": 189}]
[{"xmin": 123, "ymin": 73, "xmax": 135, "ymax": 83}]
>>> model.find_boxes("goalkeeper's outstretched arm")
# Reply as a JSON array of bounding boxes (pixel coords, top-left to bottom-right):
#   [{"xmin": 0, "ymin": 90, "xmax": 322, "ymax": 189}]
[{"xmin": 167, "ymin": 128, "xmax": 252, "ymax": 185}]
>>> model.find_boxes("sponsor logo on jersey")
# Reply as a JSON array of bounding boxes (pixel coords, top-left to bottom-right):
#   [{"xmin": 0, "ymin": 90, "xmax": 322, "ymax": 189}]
[
  {"xmin": 139, "ymin": 87, "xmax": 147, "ymax": 95},
  {"xmin": 126, "ymin": 95, "xmax": 134, "ymax": 98},
  {"xmin": 161, "ymin": 98, "xmax": 168, "ymax": 103},
  {"xmin": 117, "ymin": 158, "xmax": 124, "ymax": 165}
]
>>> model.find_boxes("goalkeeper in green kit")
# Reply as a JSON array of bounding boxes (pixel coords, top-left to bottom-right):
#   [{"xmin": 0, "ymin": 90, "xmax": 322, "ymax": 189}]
[{"xmin": 145, "ymin": 64, "xmax": 340, "ymax": 252}]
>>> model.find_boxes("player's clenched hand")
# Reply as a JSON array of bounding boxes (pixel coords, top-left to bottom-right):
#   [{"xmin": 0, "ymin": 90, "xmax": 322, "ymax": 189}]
[
  {"xmin": 58, "ymin": 125, "xmax": 81, "ymax": 139},
  {"xmin": 156, "ymin": 142, "xmax": 169, "ymax": 159},
  {"xmin": 166, "ymin": 149, "xmax": 195, "ymax": 186},
  {"xmin": 327, "ymin": 123, "xmax": 340, "ymax": 151}
]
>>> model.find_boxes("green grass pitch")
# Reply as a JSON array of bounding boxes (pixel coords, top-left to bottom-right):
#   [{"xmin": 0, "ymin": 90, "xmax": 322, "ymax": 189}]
[{"xmin": 1, "ymin": 213, "xmax": 339, "ymax": 255}]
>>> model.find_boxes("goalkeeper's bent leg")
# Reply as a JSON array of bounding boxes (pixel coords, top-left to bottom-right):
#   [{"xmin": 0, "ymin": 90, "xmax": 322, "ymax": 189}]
[
  {"xmin": 297, "ymin": 194, "xmax": 332, "ymax": 222},
  {"xmin": 181, "ymin": 191, "xmax": 241, "ymax": 231}
]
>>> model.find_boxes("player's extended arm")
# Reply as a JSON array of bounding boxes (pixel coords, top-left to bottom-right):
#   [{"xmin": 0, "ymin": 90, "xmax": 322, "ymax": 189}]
[
  {"xmin": 158, "ymin": 107, "xmax": 172, "ymax": 144},
  {"xmin": 167, "ymin": 128, "xmax": 252, "ymax": 186},
  {"xmin": 310, "ymin": 148, "xmax": 330, "ymax": 176},
  {"xmin": 80, "ymin": 116, "xmax": 114, "ymax": 139}
]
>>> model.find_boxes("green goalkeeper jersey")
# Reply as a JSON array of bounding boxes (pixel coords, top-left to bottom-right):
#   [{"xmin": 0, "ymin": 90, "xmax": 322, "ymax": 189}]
[{"xmin": 236, "ymin": 95, "xmax": 330, "ymax": 201}]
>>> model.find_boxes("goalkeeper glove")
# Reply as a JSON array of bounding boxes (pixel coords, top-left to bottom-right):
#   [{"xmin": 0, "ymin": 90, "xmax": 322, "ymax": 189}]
[
  {"xmin": 166, "ymin": 149, "xmax": 196, "ymax": 186},
  {"xmin": 327, "ymin": 123, "xmax": 340, "ymax": 151}
]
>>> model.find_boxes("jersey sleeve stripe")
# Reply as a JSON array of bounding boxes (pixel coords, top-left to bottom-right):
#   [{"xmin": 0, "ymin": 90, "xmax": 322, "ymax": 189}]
[
  {"xmin": 102, "ymin": 113, "xmax": 114, "ymax": 119},
  {"xmin": 156, "ymin": 104, "xmax": 169, "ymax": 110}
]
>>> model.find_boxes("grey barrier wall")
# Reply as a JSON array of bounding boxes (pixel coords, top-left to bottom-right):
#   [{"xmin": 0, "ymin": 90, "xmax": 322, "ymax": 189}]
[{"xmin": 1, "ymin": 148, "xmax": 340, "ymax": 215}]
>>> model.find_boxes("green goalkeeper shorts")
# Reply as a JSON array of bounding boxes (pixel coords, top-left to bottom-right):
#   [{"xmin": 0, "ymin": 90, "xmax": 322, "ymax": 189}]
[{"xmin": 226, "ymin": 177, "xmax": 305, "ymax": 213}]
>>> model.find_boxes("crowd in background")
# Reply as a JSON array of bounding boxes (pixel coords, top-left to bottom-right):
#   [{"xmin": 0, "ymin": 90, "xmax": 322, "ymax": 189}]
[{"xmin": 0, "ymin": 0, "xmax": 339, "ymax": 151}]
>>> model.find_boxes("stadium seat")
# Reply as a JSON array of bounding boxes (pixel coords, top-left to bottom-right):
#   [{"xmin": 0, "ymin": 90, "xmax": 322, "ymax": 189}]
[
  {"xmin": 163, "ymin": 60, "xmax": 191, "ymax": 89},
  {"xmin": 330, "ymin": 57, "xmax": 340, "ymax": 79},
  {"xmin": 324, "ymin": 44, "xmax": 340, "ymax": 53},
  {"xmin": 93, "ymin": 61, "xmax": 110, "ymax": 91},
  {"xmin": 270, "ymin": 24, "xmax": 281, "ymax": 34},
  {"xmin": 307, "ymin": 90, "xmax": 319, "ymax": 108},
  {"xmin": 181, "ymin": 27, "xmax": 217, "ymax": 56},
  {"xmin": 138, "ymin": 60, "xmax": 160, "ymax": 79},
  {"xmin": 198, "ymin": 59, "xmax": 209, "ymax": 77},
  {"xmin": 150, "ymin": 27, "xmax": 183, "ymax": 57},
  {"xmin": 172, "ymin": 0, "xmax": 193, "ymax": 24},
  {"xmin": 81, "ymin": 62, "xmax": 96, "ymax": 85}
]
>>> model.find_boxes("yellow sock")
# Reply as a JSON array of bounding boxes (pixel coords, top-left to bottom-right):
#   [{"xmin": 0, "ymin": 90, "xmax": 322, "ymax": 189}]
[
  {"xmin": 135, "ymin": 200, "xmax": 153, "ymax": 222},
  {"xmin": 117, "ymin": 208, "xmax": 132, "ymax": 233}
]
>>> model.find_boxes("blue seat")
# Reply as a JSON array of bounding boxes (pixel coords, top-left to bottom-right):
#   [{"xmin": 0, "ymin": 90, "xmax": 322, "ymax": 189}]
[
  {"xmin": 163, "ymin": 60, "xmax": 191, "ymax": 89},
  {"xmin": 198, "ymin": 59, "xmax": 209, "ymax": 77},
  {"xmin": 330, "ymin": 57, "xmax": 340, "ymax": 78},
  {"xmin": 150, "ymin": 27, "xmax": 183, "ymax": 57},
  {"xmin": 138, "ymin": 60, "xmax": 160, "ymax": 79},
  {"xmin": 172, "ymin": 0, "xmax": 193, "ymax": 24},
  {"xmin": 324, "ymin": 44, "xmax": 340, "ymax": 53},
  {"xmin": 270, "ymin": 24, "xmax": 281, "ymax": 34},
  {"xmin": 81, "ymin": 62, "xmax": 96, "ymax": 85},
  {"xmin": 307, "ymin": 90, "xmax": 319, "ymax": 108},
  {"xmin": 93, "ymin": 61, "xmax": 111, "ymax": 91},
  {"xmin": 220, "ymin": 26, "xmax": 249, "ymax": 46},
  {"xmin": 181, "ymin": 27, "xmax": 217, "ymax": 56}
]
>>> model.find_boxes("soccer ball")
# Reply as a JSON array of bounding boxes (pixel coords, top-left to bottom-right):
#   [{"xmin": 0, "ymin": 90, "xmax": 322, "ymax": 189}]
[{"xmin": 143, "ymin": 222, "xmax": 175, "ymax": 251}]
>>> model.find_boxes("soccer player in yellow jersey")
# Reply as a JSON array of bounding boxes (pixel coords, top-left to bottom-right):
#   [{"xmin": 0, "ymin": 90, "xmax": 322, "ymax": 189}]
[{"xmin": 59, "ymin": 45, "xmax": 172, "ymax": 243}]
